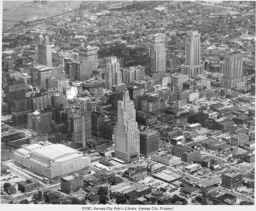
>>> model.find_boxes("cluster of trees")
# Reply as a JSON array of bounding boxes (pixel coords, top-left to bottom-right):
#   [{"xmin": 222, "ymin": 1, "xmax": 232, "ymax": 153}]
[
  {"xmin": 32, "ymin": 190, "xmax": 44, "ymax": 201},
  {"xmin": 115, "ymin": 193, "xmax": 127, "ymax": 204},
  {"xmin": 3, "ymin": 182, "xmax": 16, "ymax": 195},
  {"xmin": 98, "ymin": 186, "xmax": 109, "ymax": 204},
  {"xmin": 170, "ymin": 194, "xmax": 188, "ymax": 205}
]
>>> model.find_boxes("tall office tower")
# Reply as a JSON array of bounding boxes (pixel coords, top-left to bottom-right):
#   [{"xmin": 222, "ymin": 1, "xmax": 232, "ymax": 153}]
[
  {"xmin": 31, "ymin": 65, "xmax": 52, "ymax": 90},
  {"xmin": 222, "ymin": 52, "xmax": 245, "ymax": 89},
  {"xmin": 68, "ymin": 107, "xmax": 92, "ymax": 147},
  {"xmin": 91, "ymin": 111, "xmax": 105, "ymax": 137},
  {"xmin": 122, "ymin": 66, "xmax": 145, "ymax": 86},
  {"xmin": 64, "ymin": 58, "xmax": 80, "ymax": 81},
  {"xmin": 181, "ymin": 31, "xmax": 203, "ymax": 77},
  {"xmin": 81, "ymin": 109, "xmax": 92, "ymax": 147},
  {"xmin": 38, "ymin": 34, "xmax": 52, "ymax": 67},
  {"xmin": 149, "ymin": 33, "xmax": 166, "ymax": 74},
  {"xmin": 6, "ymin": 80, "xmax": 26, "ymax": 113},
  {"xmin": 79, "ymin": 45, "xmax": 98, "ymax": 81},
  {"xmin": 115, "ymin": 91, "xmax": 140, "ymax": 162},
  {"xmin": 105, "ymin": 57, "xmax": 122, "ymax": 90}
]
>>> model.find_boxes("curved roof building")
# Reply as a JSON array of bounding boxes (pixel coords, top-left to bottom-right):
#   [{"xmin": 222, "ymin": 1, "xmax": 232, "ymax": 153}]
[{"xmin": 13, "ymin": 142, "xmax": 90, "ymax": 179}]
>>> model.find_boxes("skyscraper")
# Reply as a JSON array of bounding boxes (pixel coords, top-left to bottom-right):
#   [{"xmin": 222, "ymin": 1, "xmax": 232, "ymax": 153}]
[
  {"xmin": 38, "ymin": 34, "xmax": 52, "ymax": 67},
  {"xmin": 79, "ymin": 45, "xmax": 98, "ymax": 81},
  {"xmin": 122, "ymin": 66, "xmax": 145, "ymax": 86},
  {"xmin": 149, "ymin": 33, "xmax": 166, "ymax": 74},
  {"xmin": 181, "ymin": 31, "xmax": 203, "ymax": 77},
  {"xmin": 115, "ymin": 91, "xmax": 140, "ymax": 162},
  {"xmin": 222, "ymin": 52, "xmax": 245, "ymax": 89},
  {"xmin": 31, "ymin": 65, "xmax": 52, "ymax": 90},
  {"xmin": 68, "ymin": 107, "xmax": 92, "ymax": 147},
  {"xmin": 105, "ymin": 57, "xmax": 122, "ymax": 90}
]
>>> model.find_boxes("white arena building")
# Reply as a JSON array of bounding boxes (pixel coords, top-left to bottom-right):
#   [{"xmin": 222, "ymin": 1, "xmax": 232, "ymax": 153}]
[{"xmin": 13, "ymin": 142, "xmax": 90, "ymax": 179}]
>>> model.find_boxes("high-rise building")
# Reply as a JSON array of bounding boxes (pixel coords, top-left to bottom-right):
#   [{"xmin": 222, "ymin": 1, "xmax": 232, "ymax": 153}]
[
  {"xmin": 140, "ymin": 129, "xmax": 159, "ymax": 157},
  {"xmin": 91, "ymin": 111, "xmax": 105, "ymax": 137},
  {"xmin": 67, "ymin": 106, "xmax": 92, "ymax": 147},
  {"xmin": 181, "ymin": 31, "xmax": 203, "ymax": 77},
  {"xmin": 5, "ymin": 80, "xmax": 26, "ymax": 113},
  {"xmin": 38, "ymin": 34, "xmax": 52, "ymax": 67},
  {"xmin": 122, "ymin": 66, "xmax": 145, "ymax": 86},
  {"xmin": 149, "ymin": 33, "xmax": 166, "ymax": 74},
  {"xmin": 79, "ymin": 45, "xmax": 98, "ymax": 81},
  {"xmin": 115, "ymin": 91, "xmax": 140, "ymax": 162},
  {"xmin": 105, "ymin": 57, "xmax": 122, "ymax": 90},
  {"xmin": 222, "ymin": 53, "xmax": 245, "ymax": 89},
  {"xmin": 12, "ymin": 110, "xmax": 32, "ymax": 126},
  {"xmin": 64, "ymin": 58, "xmax": 80, "ymax": 81},
  {"xmin": 171, "ymin": 73, "xmax": 189, "ymax": 91},
  {"xmin": 27, "ymin": 110, "xmax": 53, "ymax": 134},
  {"xmin": 31, "ymin": 65, "xmax": 52, "ymax": 90},
  {"xmin": 31, "ymin": 94, "xmax": 52, "ymax": 112}
]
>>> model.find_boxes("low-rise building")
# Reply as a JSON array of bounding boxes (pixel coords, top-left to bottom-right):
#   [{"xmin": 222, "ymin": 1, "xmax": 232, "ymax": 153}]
[
  {"xmin": 123, "ymin": 166, "xmax": 147, "ymax": 181},
  {"xmin": 151, "ymin": 153, "xmax": 181, "ymax": 166},
  {"xmin": 221, "ymin": 170, "xmax": 243, "ymax": 189},
  {"xmin": 17, "ymin": 179, "xmax": 39, "ymax": 193},
  {"xmin": 61, "ymin": 173, "xmax": 84, "ymax": 194},
  {"xmin": 172, "ymin": 145, "xmax": 201, "ymax": 163}
]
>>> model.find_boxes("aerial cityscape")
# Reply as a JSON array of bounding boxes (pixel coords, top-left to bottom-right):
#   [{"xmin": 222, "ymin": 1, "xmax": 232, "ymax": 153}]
[{"xmin": 1, "ymin": 0, "xmax": 255, "ymax": 206}]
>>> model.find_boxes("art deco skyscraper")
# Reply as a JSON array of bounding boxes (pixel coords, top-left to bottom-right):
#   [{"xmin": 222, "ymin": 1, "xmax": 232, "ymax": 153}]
[
  {"xmin": 222, "ymin": 52, "xmax": 245, "ymax": 89},
  {"xmin": 149, "ymin": 33, "xmax": 166, "ymax": 74},
  {"xmin": 115, "ymin": 91, "xmax": 140, "ymax": 162},
  {"xmin": 38, "ymin": 34, "xmax": 52, "ymax": 67},
  {"xmin": 105, "ymin": 57, "xmax": 122, "ymax": 90},
  {"xmin": 181, "ymin": 31, "xmax": 203, "ymax": 77}
]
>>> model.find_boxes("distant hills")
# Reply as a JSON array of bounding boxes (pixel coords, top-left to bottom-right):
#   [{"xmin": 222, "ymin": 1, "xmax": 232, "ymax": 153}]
[{"xmin": 3, "ymin": 1, "xmax": 82, "ymax": 31}]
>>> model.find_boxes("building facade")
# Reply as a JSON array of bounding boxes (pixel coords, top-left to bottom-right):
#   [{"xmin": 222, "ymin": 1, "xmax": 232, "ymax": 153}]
[
  {"xmin": 115, "ymin": 91, "xmax": 140, "ymax": 162},
  {"xmin": 68, "ymin": 107, "xmax": 92, "ymax": 147},
  {"xmin": 61, "ymin": 174, "xmax": 84, "ymax": 194},
  {"xmin": 27, "ymin": 110, "xmax": 53, "ymax": 134},
  {"xmin": 122, "ymin": 66, "xmax": 145, "ymax": 86},
  {"xmin": 140, "ymin": 129, "xmax": 159, "ymax": 157},
  {"xmin": 31, "ymin": 65, "xmax": 52, "ymax": 90},
  {"xmin": 13, "ymin": 142, "xmax": 91, "ymax": 180},
  {"xmin": 222, "ymin": 53, "xmax": 246, "ymax": 89},
  {"xmin": 149, "ymin": 33, "xmax": 166, "ymax": 74},
  {"xmin": 79, "ymin": 46, "xmax": 98, "ymax": 80},
  {"xmin": 38, "ymin": 34, "xmax": 52, "ymax": 67},
  {"xmin": 105, "ymin": 57, "xmax": 122, "ymax": 90},
  {"xmin": 181, "ymin": 31, "xmax": 203, "ymax": 77},
  {"xmin": 171, "ymin": 73, "xmax": 189, "ymax": 91},
  {"xmin": 222, "ymin": 170, "xmax": 243, "ymax": 189},
  {"xmin": 17, "ymin": 179, "xmax": 39, "ymax": 193},
  {"xmin": 64, "ymin": 58, "xmax": 80, "ymax": 81}
]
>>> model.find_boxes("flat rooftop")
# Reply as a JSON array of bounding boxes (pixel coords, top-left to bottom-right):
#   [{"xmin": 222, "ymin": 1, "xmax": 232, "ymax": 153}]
[
  {"xmin": 33, "ymin": 64, "xmax": 52, "ymax": 71},
  {"xmin": 223, "ymin": 170, "xmax": 242, "ymax": 177}
]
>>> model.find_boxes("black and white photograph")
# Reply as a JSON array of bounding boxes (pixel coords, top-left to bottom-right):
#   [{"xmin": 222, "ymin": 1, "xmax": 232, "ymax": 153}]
[{"xmin": 0, "ymin": 0, "xmax": 255, "ymax": 209}]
